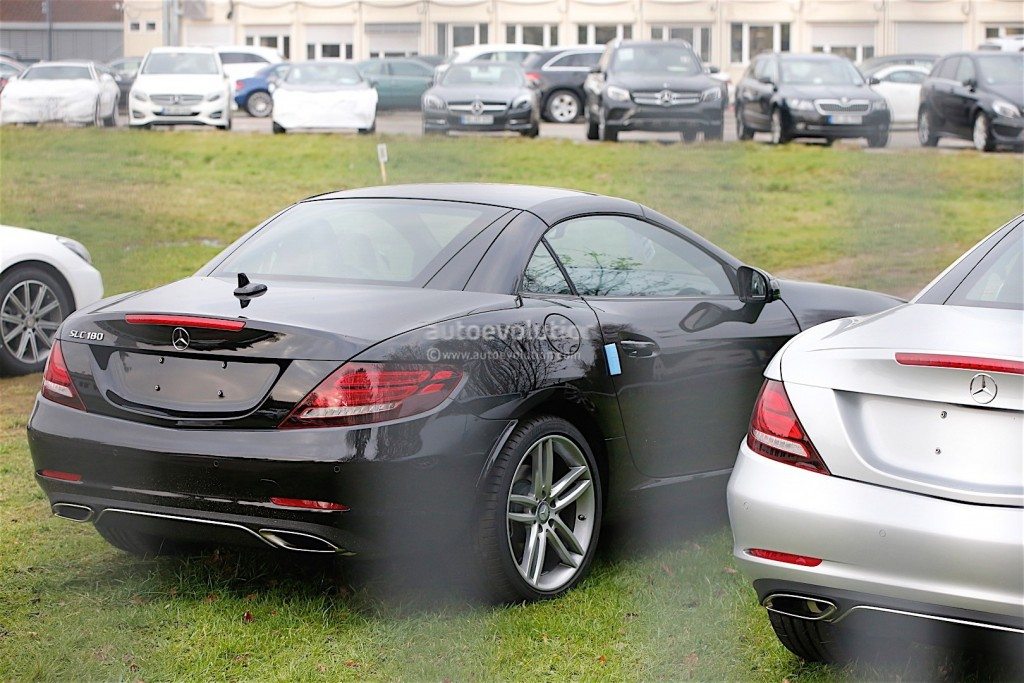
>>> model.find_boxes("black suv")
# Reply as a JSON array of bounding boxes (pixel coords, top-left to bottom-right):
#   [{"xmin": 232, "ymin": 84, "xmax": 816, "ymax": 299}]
[
  {"xmin": 918, "ymin": 51, "xmax": 1024, "ymax": 152},
  {"xmin": 523, "ymin": 47, "xmax": 603, "ymax": 123},
  {"xmin": 735, "ymin": 52, "xmax": 890, "ymax": 147},
  {"xmin": 584, "ymin": 40, "xmax": 726, "ymax": 142}
]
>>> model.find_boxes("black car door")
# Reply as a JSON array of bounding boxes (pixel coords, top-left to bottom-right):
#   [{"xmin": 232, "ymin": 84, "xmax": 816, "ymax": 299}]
[
  {"xmin": 931, "ymin": 56, "xmax": 960, "ymax": 130},
  {"xmin": 948, "ymin": 56, "xmax": 979, "ymax": 134},
  {"xmin": 740, "ymin": 56, "xmax": 776, "ymax": 130},
  {"xmin": 543, "ymin": 214, "xmax": 800, "ymax": 479}
]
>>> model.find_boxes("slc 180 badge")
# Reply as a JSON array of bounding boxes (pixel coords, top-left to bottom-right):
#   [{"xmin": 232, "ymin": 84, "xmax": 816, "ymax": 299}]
[{"xmin": 68, "ymin": 329, "xmax": 104, "ymax": 341}]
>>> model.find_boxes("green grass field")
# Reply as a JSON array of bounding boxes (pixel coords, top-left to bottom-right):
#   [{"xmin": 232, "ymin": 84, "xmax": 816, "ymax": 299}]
[{"xmin": 0, "ymin": 128, "xmax": 1021, "ymax": 681}]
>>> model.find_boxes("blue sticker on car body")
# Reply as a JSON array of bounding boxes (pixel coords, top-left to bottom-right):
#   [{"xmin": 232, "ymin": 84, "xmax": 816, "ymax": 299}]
[{"xmin": 604, "ymin": 343, "xmax": 622, "ymax": 376}]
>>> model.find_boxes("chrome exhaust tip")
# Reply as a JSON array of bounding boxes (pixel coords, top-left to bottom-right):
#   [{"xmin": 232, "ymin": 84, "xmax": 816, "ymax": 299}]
[
  {"xmin": 52, "ymin": 503, "xmax": 94, "ymax": 523},
  {"xmin": 258, "ymin": 528, "xmax": 352, "ymax": 555},
  {"xmin": 763, "ymin": 593, "xmax": 838, "ymax": 622}
]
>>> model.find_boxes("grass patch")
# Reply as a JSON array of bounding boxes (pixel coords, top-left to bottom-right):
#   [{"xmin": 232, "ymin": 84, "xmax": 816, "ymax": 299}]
[{"xmin": 0, "ymin": 128, "xmax": 1021, "ymax": 680}]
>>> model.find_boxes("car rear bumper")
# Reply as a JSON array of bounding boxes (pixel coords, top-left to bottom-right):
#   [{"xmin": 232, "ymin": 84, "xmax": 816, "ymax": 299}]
[
  {"xmin": 423, "ymin": 110, "xmax": 535, "ymax": 133},
  {"xmin": 28, "ymin": 395, "xmax": 511, "ymax": 558},
  {"xmin": 727, "ymin": 443, "xmax": 1024, "ymax": 627}
]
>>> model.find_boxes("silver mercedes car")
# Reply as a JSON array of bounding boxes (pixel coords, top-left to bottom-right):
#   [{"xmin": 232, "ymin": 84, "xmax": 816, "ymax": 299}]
[{"xmin": 728, "ymin": 215, "xmax": 1023, "ymax": 662}]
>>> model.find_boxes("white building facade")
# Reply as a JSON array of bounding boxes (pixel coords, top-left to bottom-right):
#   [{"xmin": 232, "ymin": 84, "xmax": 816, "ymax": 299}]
[{"xmin": 123, "ymin": 0, "xmax": 1024, "ymax": 79}]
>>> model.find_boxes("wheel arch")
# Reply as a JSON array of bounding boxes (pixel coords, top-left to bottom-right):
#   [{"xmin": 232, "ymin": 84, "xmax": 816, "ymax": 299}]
[{"xmin": 1, "ymin": 259, "xmax": 77, "ymax": 311}]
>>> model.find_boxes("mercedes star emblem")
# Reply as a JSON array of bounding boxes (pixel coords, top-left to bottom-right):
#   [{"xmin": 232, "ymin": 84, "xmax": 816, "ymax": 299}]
[
  {"xmin": 171, "ymin": 327, "xmax": 190, "ymax": 351},
  {"xmin": 969, "ymin": 373, "xmax": 997, "ymax": 405},
  {"xmin": 470, "ymin": 99, "xmax": 485, "ymax": 115},
  {"xmin": 658, "ymin": 89, "xmax": 673, "ymax": 106}
]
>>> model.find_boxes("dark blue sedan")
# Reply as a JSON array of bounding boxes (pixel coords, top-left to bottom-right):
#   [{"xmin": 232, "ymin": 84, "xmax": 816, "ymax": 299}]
[{"xmin": 234, "ymin": 62, "xmax": 290, "ymax": 117}]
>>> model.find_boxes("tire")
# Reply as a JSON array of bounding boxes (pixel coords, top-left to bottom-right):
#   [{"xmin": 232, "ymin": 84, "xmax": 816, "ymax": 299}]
[
  {"xmin": 358, "ymin": 119, "xmax": 376, "ymax": 135},
  {"xmin": 599, "ymin": 123, "xmax": 619, "ymax": 142},
  {"xmin": 92, "ymin": 98, "xmax": 102, "ymax": 127},
  {"xmin": 272, "ymin": 121, "xmax": 286, "ymax": 134},
  {"xmin": 244, "ymin": 90, "xmax": 273, "ymax": 118},
  {"xmin": 681, "ymin": 130, "xmax": 698, "ymax": 142},
  {"xmin": 103, "ymin": 98, "xmax": 118, "ymax": 127},
  {"xmin": 0, "ymin": 264, "xmax": 72, "ymax": 376},
  {"xmin": 585, "ymin": 115, "xmax": 599, "ymax": 141},
  {"xmin": 736, "ymin": 107, "xmax": 755, "ymax": 140},
  {"xmin": 476, "ymin": 415, "xmax": 603, "ymax": 603},
  {"xmin": 520, "ymin": 122, "xmax": 540, "ymax": 138},
  {"xmin": 545, "ymin": 90, "xmax": 582, "ymax": 123},
  {"xmin": 972, "ymin": 111, "xmax": 996, "ymax": 152},
  {"xmin": 704, "ymin": 123, "xmax": 724, "ymax": 141},
  {"xmin": 96, "ymin": 524, "xmax": 202, "ymax": 558},
  {"xmin": 918, "ymin": 108, "xmax": 939, "ymax": 147},
  {"xmin": 867, "ymin": 127, "xmax": 889, "ymax": 148},
  {"xmin": 768, "ymin": 611, "xmax": 848, "ymax": 664},
  {"xmin": 770, "ymin": 108, "xmax": 791, "ymax": 145},
  {"xmin": 219, "ymin": 115, "xmax": 232, "ymax": 131}
]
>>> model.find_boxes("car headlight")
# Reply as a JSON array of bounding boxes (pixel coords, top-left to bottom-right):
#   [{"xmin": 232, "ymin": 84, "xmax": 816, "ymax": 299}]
[
  {"xmin": 993, "ymin": 99, "xmax": 1021, "ymax": 118},
  {"xmin": 206, "ymin": 91, "xmax": 224, "ymax": 102},
  {"xmin": 788, "ymin": 98, "xmax": 815, "ymax": 111},
  {"xmin": 423, "ymin": 94, "xmax": 445, "ymax": 111},
  {"xmin": 605, "ymin": 85, "xmax": 631, "ymax": 102},
  {"xmin": 57, "ymin": 237, "xmax": 92, "ymax": 264},
  {"xmin": 700, "ymin": 87, "xmax": 722, "ymax": 102},
  {"xmin": 510, "ymin": 94, "xmax": 532, "ymax": 111},
  {"xmin": 871, "ymin": 98, "xmax": 888, "ymax": 111},
  {"xmin": 131, "ymin": 90, "xmax": 149, "ymax": 102}
]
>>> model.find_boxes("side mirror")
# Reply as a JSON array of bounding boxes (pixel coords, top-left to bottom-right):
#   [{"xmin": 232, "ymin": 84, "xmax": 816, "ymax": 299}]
[
  {"xmin": 868, "ymin": 76, "xmax": 880, "ymax": 85},
  {"xmin": 963, "ymin": 77, "xmax": 977, "ymax": 90},
  {"xmin": 757, "ymin": 75, "xmax": 774, "ymax": 86},
  {"xmin": 707, "ymin": 65, "xmax": 721, "ymax": 74},
  {"xmin": 589, "ymin": 65, "xmax": 602, "ymax": 74},
  {"xmin": 100, "ymin": 73, "xmax": 114, "ymax": 82},
  {"xmin": 737, "ymin": 265, "xmax": 780, "ymax": 304}
]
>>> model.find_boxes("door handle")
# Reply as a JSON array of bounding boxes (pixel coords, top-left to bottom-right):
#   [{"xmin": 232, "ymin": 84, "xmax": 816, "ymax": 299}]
[{"xmin": 619, "ymin": 339, "xmax": 658, "ymax": 358}]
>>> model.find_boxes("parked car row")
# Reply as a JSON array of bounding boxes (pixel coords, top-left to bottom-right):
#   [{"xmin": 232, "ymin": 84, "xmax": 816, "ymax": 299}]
[{"xmin": 12, "ymin": 186, "xmax": 1021, "ymax": 664}]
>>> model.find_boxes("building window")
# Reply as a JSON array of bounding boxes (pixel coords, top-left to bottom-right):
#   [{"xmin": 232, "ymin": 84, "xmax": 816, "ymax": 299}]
[
  {"xmin": 505, "ymin": 24, "xmax": 558, "ymax": 47},
  {"xmin": 129, "ymin": 21, "xmax": 140, "ymax": 31},
  {"xmin": 146, "ymin": 21, "xmax": 156, "ymax": 31},
  {"xmin": 436, "ymin": 23, "xmax": 488, "ymax": 54},
  {"xmin": 985, "ymin": 25, "xmax": 1024, "ymax": 38},
  {"xmin": 577, "ymin": 24, "xmax": 632, "ymax": 46},
  {"xmin": 650, "ymin": 25, "xmax": 711, "ymax": 61},
  {"xmin": 307, "ymin": 43, "xmax": 349, "ymax": 59},
  {"xmin": 246, "ymin": 32, "xmax": 291, "ymax": 59},
  {"xmin": 811, "ymin": 24, "xmax": 875, "ymax": 63},
  {"xmin": 730, "ymin": 23, "xmax": 789, "ymax": 63}
]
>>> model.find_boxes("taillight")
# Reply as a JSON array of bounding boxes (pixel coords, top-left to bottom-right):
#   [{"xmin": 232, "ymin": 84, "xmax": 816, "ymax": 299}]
[
  {"xmin": 270, "ymin": 497, "xmax": 349, "ymax": 511},
  {"xmin": 748, "ymin": 548, "xmax": 822, "ymax": 567},
  {"xmin": 39, "ymin": 469, "xmax": 83, "ymax": 483},
  {"xmin": 746, "ymin": 380, "xmax": 829, "ymax": 474},
  {"xmin": 41, "ymin": 341, "xmax": 85, "ymax": 411},
  {"xmin": 279, "ymin": 362, "xmax": 462, "ymax": 429},
  {"xmin": 235, "ymin": 80, "xmax": 244, "ymax": 91},
  {"xmin": 525, "ymin": 71, "xmax": 541, "ymax": 83},
  {"xmin": 895, "ymin": 353, "xmax": 1024, "ymax": 375},
  {"xmin": 125, "ymin": 314, "xmax": 246, "ymax": 331}
]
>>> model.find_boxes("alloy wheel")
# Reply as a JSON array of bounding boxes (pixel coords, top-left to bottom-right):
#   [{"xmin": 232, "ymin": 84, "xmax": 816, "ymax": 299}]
[
  {"xmin": 771, "ymin": 110, "xmax": 783, "ymax": 144},
  {"xmin": 506, "ymin": 435, "xmax": 596, "ymax": 592},
  {"xmin": 918, "ymin": 112, "xmax": 930, "ymax": 144},
  {"xmin": 547, "ymin": 93, "xmax": 579, "ymax": 123},
  {"xmin": 1, "ymin": 279, "xmax": 62, "ymax": 365},
  {"xmin": 973, "ymin": 114, "xmax": 990, "ymax": 152},
  {"xmin": 247, "ymin": 91, "xmax": 273, "ymax": 118}
]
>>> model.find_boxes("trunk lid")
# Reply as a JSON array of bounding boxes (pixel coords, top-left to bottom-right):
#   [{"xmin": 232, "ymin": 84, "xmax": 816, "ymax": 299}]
[
  {"xmin": 60, "ymin": 276, "xmax": 515, "ymax": 425},
  {"xmin": 782, "ymin": 304, "xmax": 1023, "ymax": 506}
]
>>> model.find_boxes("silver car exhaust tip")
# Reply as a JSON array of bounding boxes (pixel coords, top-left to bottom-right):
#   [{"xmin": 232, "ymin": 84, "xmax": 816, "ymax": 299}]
[
  {"xmin": 763, "ymin": 593, "xmax": 839, "ymax": 622},
  {"xmin": 258, "ymin": 528, "xmax": 352, "ymax": 555},
  {"xmin": 52, "ymin": 503, "xmax": 94, "ymax": 523}
]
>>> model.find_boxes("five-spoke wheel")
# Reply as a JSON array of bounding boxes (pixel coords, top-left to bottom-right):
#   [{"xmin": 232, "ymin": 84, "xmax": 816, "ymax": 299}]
[{"xmin": 0, "ymin": 265, "xmax": 70, "ymax": 375}]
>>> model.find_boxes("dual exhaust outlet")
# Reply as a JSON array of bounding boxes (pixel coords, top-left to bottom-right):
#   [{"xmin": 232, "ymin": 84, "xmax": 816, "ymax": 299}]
[{"xmin": 51, "ymin": 503, "xmax": 350, "ymax": 555}]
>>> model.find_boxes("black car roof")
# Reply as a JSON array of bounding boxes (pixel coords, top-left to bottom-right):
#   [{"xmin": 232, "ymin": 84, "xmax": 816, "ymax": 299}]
[{"xmin": 306, "ymin": 183, "xmax": 643, "ymax": 223}]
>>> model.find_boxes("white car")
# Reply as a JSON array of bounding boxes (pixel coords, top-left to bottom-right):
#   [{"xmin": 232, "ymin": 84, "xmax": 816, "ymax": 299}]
[
  {"xmin": 434, "ymin": 43, "xmax": 542, "ymax": 81},
  {"xmin": 728, "ymin": 215, "xmax": 1023, "ymax": 662},
  {"xmin": 0, "ymin": 226, "xmax": 104, "ymax": 375},
  {"xmin": 129, "ymin": 47, "xmax": 232, "ymax": 129},
  {"xmin": 214, "ymin": 45, "xmax": 283, "ymax": 82},
  {"xmin": 0, "ymin": 61, "xmax": 119, "ymax": 126},
  {"xmin": 869, "ymin": 64, "xmax": 930, "ymax": 125},
  {"xmin": 271, "ymin": 61, "xmax": 377, "ymax": 134}
]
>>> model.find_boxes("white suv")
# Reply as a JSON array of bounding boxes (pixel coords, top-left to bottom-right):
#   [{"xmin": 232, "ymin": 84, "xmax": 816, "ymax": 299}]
[
  {"xmin": 129, "ymin": 47, "xmax": 232, "ymax": 130},
  {"xmin": 215, "ymin": 45, "xmax": 283, "ymax": 82}
]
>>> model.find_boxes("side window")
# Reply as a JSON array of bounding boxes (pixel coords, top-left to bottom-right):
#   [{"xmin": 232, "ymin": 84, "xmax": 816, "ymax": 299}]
[
  {"xmin": 549, "ymin": 54, "xmax": 575, "ymax": 69},
  {"xmin": 937, "ymin": 57, "xmax": 959, "ymax": 80},
  {"xmin": 245, "ymin": 54, "xmax": 270, "ymax": 64},
  {"xmin": 361, "ymin": 61, "xmax": 385, "ymax": 76},
  {"xmin": 947, "ymin": 227, "xmax": 1022, "ymax": 309},
  {"xmin": 544, "ymin": 216, "xmax": 733, "ymax": 298},
  {"xmin": 219, "ymin": 52, "xmax": 245, "ymax": 65},
  {"xmin": 522, "ymin": 242, "xmax": 573, "ymax": 295},
  {"xmin": 751, "ymin": 57, "xmax": 766, "ymax": 80},
  {"xmin": 476, "ymin": 52, "xmax": 496, "ymax": 62},
  {"xmin": 955, "ymin": 57, "xmax": 975, "ymax": 83},
  {"xmin": 886, "ymin": 69, "xmax": 925, "ymax": 84},
  {"xmin": 391, "ymin": 61, "xmax": 430, "ymax": 77}
]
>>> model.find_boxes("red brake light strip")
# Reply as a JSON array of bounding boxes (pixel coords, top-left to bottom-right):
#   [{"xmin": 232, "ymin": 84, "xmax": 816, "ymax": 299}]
[
  {"xmin": 895, "ymin": 353, "xmax": 1023, "ymax": 375},
  {"xmin": 125, "ymin": 314, "xmax": 246, "ymax": 331}
]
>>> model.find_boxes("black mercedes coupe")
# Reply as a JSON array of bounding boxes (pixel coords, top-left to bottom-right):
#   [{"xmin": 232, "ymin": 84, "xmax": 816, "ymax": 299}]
[{"xmin": 28, "ymin": 184, "xmax": 899, "ymax": 601}]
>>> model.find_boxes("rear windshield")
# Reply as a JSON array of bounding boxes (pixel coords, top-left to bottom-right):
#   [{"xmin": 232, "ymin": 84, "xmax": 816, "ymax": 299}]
[
  {"xmin": 142, "ymin": 52, "xmax": 219, "ymax": 75},
  {"xmin": 946, "ymin": 226, "xmax": 1022, "ymax": 310},
  {"xmin": 442, "ymin": 63, "xmax": 523, "ymax": 86},
  {"xmin": 213, "ymin": 199, "xmax": 505, "ymax": 286},
  {"xmin": 22, "ymin": 65, "xmax": 91, "ymax": 80},
  {"xmin": 285, "ymin": 63, "xmax": 362, "ymax": 86}
]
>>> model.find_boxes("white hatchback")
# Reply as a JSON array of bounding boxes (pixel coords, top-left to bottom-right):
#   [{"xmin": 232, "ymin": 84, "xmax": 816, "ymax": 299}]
[
  {"xmin": 129, "ymin": 47, "xmax": 232, "ymax": 129},
  {"xmin": 728, "ymin": 215, "xmax": 1023, "ymax": 662},
  {"xmin": 1, "ymin": 226, "xmax": 104, "ymax": 375}
]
